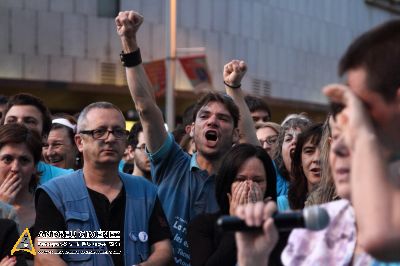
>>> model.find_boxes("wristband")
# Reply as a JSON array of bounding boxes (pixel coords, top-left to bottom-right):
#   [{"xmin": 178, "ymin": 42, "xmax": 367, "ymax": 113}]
[
  {"xmin": 120, "ymin": 49, "xmax": 142, "ymax": 67},
  {"xmin": 223, "ymin": 80, "xmax": 241, "ymax": 89}
]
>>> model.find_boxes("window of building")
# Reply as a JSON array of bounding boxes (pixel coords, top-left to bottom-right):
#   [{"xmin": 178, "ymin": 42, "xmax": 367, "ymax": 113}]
[{"xmin": 98, "ymin": 0, "xmax": 120, "ymax": 18}]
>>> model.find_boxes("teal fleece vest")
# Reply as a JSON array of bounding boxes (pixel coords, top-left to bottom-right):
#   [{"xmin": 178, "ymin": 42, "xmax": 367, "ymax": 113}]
[{"xmin": 40, "ymin": 169, "xmax": 157, "ymax": 266}]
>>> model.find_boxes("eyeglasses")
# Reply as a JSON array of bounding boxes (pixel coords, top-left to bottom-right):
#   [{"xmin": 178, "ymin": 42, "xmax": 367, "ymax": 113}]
[
  {"xmin": 135, "ymin": 144, "xmax": 146, "ymax": 151},
  {"xmin": 259, "ymin": 135, "xmax": 278, "ymax": 146},
  {"xmin": 79, "ymin": 128, "xmax": 129, "ymax": 140}
]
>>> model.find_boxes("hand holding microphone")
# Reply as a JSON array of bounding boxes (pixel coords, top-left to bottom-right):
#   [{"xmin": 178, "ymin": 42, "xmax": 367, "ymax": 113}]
[
  {"xmin": 218, "ymin": 203, "xmax": 330, "ymax": 232},
  {"xmin": 234, "ymin": 201, "xmax": 279, "ymax": 266},
  {"xmin": 231, "ymin": 201, "xmax": 330, "ymax": 266}
]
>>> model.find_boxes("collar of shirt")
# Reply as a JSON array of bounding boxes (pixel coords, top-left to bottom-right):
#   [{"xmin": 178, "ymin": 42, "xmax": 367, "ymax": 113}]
[{"xmin": 190, "ymin": 152, "xmax": 200, "ymax": 171}]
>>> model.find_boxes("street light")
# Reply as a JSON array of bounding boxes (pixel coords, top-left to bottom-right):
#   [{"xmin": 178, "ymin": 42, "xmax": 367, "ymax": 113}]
[{"xmin": 165, "ymin": 0, "xmax": 177, "ymax": 131}]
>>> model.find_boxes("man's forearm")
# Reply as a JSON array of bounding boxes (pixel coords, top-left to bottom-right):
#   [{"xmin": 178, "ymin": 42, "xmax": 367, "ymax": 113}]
[
  {"xmin": 225, "ymin": 86, "xmax": 259, "ymax": 146},
  {"xmin": 116, "ymin": 10, "xmax": 168, "ymax": 152},
  {"xmin": 140, "ymin": 240, "xmax": 173, "ymax": 266},
  {"xmin": 34, "ymin": 239, "xmax": 67, "ymax": 266},
  {"xmin": 223, "ymin": 60, "xmax": 259, "ymax": 146},
  {"xmin": 125, "ymin": 62, "xmax": 168, "ymax": 152}
]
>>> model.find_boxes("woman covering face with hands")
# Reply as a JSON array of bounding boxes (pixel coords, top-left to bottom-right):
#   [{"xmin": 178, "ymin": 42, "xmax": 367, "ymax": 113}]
[
  {"xmin": 0, "ymin": 124, "xmax": 42, "ymax": 233},
  {"xmin": 188, "ymin": 143, "xmax": 276, "ymax": 266},
  {"xmin": 219, "ymin": 144, "xmax": 276, "ymax": 216}
]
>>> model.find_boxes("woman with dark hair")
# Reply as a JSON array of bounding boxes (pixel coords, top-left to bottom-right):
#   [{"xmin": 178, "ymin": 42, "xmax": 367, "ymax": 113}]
[
  {"xmin": 188, "ymin": 143, "xmax": 276, "ymax": 266},
  {"xmin": 287, "ymin": 123, "xmax": 323, "ymax": 210},
  {"xmin": 305, "ymin": 115, "xmax": 338, "ymax": 207},
  {"xmin": 0, "ymin": 124, "xmax": 42, "ymax": 233},
  {"xmin": 42, "ymin": 114, "xmax": 81, "ymax": 170}
]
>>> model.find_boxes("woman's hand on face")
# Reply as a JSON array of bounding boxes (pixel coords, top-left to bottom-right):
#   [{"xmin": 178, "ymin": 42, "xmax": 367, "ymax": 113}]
[
  {"xmin": 228, "ymin": 181, "xmax": 250, "ymax": 215},
  {"xmin": 248, "ymin": 181, "xmax": 263, "ymax": 203},
  {"xmin": 0, "ymin": 172, "xmax": 22, "ymax": 204}
]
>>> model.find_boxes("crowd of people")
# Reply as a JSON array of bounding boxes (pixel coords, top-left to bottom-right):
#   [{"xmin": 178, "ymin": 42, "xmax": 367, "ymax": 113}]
[{"xmin": 0, "ymin": 9, "xmax": 399, "ymax": 266}]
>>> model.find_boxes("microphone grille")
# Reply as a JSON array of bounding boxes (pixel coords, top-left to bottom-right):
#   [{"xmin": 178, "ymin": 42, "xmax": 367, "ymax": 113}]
[{"xmin": 303, "ymin": 206, "xmax": 330, "ymax": 231}]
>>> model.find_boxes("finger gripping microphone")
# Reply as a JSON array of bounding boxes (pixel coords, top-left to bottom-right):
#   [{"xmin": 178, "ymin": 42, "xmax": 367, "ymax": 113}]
[{"xmin": 217, "ymin": 206, "xmax": 330, "ymax": 232}]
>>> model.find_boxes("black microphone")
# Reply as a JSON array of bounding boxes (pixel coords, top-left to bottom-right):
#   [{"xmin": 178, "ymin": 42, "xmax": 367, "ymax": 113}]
[{"xmin": 217, "ymin": 206, "xmax": 330, "ymax": 232}]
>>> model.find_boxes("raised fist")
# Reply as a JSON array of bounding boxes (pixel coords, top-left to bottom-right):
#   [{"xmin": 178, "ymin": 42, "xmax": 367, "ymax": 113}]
[
  {"xmin": 223, "ymin": 60, "xmax": 247, "ymax": 88},
  {"xmin": 115, "ymin": 11, "xmax": 144, "ymax": 40}
]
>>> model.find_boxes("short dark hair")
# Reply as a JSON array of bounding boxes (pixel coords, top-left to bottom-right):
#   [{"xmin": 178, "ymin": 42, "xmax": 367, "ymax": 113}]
[
  {"xmin": 127, "ymin": 121, "xmax": 143, "ymax": 148},
  {"xmin": 172, "ymin": 125, "xmax": 186, "ymax": 145},
  {"xmin": 0, "ymin": 123, "xmax": 43, "ymax": 192},
  {"xmin": 288, "ymin": 123, "xmax": 323, "ymax": 210},
  {"xmin": 2, "ymin": 93, "xmax": 52, "ymax": 137},
  {"xmin": 244, "ymin": 95, "xmax": 271, "ymax": 120},
  {"xmin": 182, "ymin": 104, "xmax": 196, "ymax": 127},
  {"xmin": 339, "ymin": 19, "xmax": 400, "ymax": 102},
  {"xmin": 172, "ymin": 104, "xmax": 196, "ymax": 145},
  {"xmin": 215, "ymin": 143, "xmax": 277, "ymax": 215},
  {"xmin": 192, "ymin": 92, "xmax": 240, "ymax": 128},
  {"xmin": 0, "ymin": 95, "xmax": 8, "ymax": 120},
  {"xmin": 0, "ymin": 95, "xmax": 8, "ymax": 105}
]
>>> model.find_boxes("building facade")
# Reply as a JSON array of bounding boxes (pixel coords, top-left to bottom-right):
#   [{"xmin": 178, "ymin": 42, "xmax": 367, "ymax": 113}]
[{"xmin": 0, "ymin": 0, "xmax": 398, "ymax": 122}]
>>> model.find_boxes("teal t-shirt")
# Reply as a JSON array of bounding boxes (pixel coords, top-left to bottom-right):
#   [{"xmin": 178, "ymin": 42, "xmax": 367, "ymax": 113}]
[
  {"xmin": 147, "ymin": 134, "xmax": 219, "ymax": 266},
  {"xmin": 37, "ymin": 161, "xmax": 74, "ymax": 184},
  {"xmin": 277, "ymin": 195, "xmax": 290, "ymax": 212}
]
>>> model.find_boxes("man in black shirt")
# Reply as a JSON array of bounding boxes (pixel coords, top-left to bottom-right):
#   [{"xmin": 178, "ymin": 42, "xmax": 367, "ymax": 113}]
[{"xmin": 34, "ymin": 102, "xmax": 172, "ymax": 266}]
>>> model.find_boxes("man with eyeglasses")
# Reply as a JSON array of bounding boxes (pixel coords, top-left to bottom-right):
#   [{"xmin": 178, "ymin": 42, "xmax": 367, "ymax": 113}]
[{"xmin": 34, "ymin": 102, "xmax": 173, "ymax": 266}]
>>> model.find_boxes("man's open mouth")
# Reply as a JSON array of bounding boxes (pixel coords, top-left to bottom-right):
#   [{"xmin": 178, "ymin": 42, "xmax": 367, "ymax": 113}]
[{"xmin": 205, "ymin": 130, "xmax": 218, "ymax": 141}]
